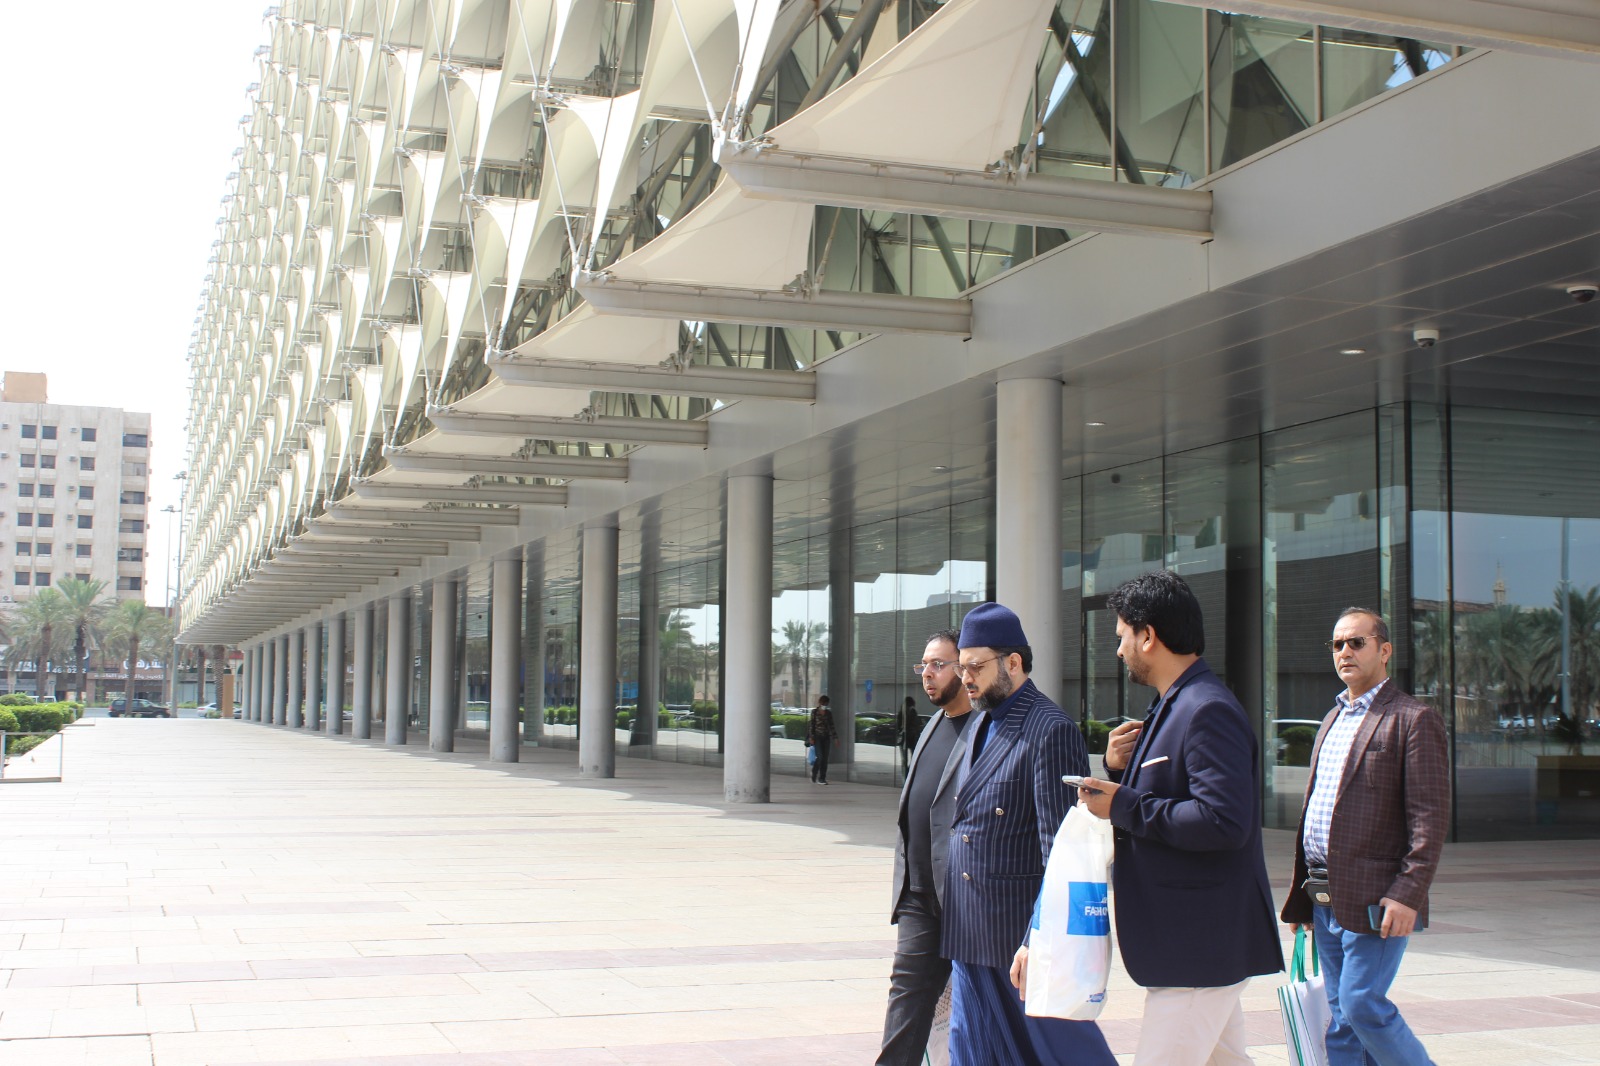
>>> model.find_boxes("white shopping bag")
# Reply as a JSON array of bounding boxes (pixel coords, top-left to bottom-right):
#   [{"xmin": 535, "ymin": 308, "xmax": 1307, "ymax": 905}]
[
  {"xmin": 923, "ymin": 981, "xmax": 951, "ymax": 1066},
  {"xmin": 1023, "ymin": 803, "xmax": 1114, "ymax": 1020},
  {"xmin": 1279, "ymin": 927, "xmax": 1331, "ymax": 1066}
]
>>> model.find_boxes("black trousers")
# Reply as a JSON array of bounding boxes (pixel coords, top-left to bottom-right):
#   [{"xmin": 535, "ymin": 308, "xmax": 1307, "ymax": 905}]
[
  {"xmin": 811, "ymin": 741, "xmax": 832, "ymax": 782},
  {"xmin": 878, "ymin": 890, "xmax": 950, "ymax": 1065}
]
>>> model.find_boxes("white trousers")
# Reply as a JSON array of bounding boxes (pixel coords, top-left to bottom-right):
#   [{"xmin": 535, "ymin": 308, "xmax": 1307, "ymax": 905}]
[{"xmin": 1133, "ymin": 979, "xmax": 1252, "ymax": 1066}]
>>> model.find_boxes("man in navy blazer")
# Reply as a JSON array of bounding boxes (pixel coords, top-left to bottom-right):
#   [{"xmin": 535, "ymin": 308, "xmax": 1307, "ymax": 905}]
[
  {"xmin": 1078, "ymin": 571, "xmax": 1283, "ymax": 1066},
  {"xmin": 942, "ymin": 603, "xmax": 1114, "ymax": 1066}
]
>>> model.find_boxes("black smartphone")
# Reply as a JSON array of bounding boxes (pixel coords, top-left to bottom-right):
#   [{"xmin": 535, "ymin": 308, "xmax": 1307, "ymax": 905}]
[{"xmin": 1367, "ymin": 904, "xmax": 1385, "ymax": 932}]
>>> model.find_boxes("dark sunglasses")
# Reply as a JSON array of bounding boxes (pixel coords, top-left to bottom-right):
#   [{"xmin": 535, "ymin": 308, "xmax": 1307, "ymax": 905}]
[{"xmin": 1325, "ymin": 636, "xmax": 1379, "ymax": 652}]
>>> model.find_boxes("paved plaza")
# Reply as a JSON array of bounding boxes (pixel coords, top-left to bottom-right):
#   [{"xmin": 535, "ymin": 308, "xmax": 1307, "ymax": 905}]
[{"xmin": 2, "ymin": 719, "xmax": 1599, "ymax": 1065}]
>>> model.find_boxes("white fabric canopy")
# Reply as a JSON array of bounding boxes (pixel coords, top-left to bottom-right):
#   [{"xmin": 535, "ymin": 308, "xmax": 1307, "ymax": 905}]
[
  {"xmin": 757, "ymin": 0, "xmax": 1055, "ymax": 171},
  {"xmin": 443, "ymin": 378, "xmax": 593, "ymax": 419},
  {"xmin": 602, "ymin": 178, "xmax": 812, "ymax": 289},
  {"xmin": 510, "ymin": 301, "xmax": 679, "ymax": 364}
]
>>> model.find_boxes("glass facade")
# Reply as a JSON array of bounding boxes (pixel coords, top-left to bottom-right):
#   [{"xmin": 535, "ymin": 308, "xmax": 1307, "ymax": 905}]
[{"xmin": 491, "ymin": 401, "xmax": 1592, "ymax": 842}]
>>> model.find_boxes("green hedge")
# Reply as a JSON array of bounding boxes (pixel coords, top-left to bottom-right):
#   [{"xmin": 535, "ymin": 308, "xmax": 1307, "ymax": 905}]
[
  {"xmin": 14, "ymin": 705, "xmax": 72, "ymax": 733},
  {"xmin": 1085, "ymin": 719, "xmax": 1111, "ymax": 755},
  {"xmin": 772, "ymin": 712, "xmax": 810, "ymax": 739},
  {"xmin": 0, "ymin": 701, "xmax": 76, "ymax": 752},
  {"xmin": 1279, "ymin": 725, "xmax": 1318, "ymax": 767},
  {"xmin": 0, "ymin": 693, "xmax": 36, "ymax": 707}
]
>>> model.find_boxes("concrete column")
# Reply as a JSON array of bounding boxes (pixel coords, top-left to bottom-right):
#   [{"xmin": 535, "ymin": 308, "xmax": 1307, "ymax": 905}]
[
  {"xmin": 724, "ymin": 474, "xmax": 774, "ymax": 803},
  {"xmin": 243, "ymin": 646, "xmax": 255, "ymax": 721},
  {"xmin": 304, "ymin": 623, "xmax": 323, "ymax": 732},
  {"xmin": 254, "ymin": 643, "xmax": 266, "ymax": 722},
  {"xmin": 385, "ymin": 592, "xmax": 410, "ymax": 745},
  {"xmin": 243, "ymin": 643, "xmax": 256, "ymax": 717},
  {"xmin": 524, "ymin": 547, "xmax": 545, "ymax": 745},
  {"xmin": 579, "ymin": 522, "xmax": 619, "ymax": 779},
  {"xmin": 352, "ymin": 604, "xmax": 374, "ymax": 739},
  {"xmin": 286, "ymin": 629, "xmax": 304, "ymax": 729},
  {"xmin": 490, "ymin": 554, "xmax": 523, "ymax": 762},
  {"xmin": 274, "ymin": 634, "xmax": 289, "ymax": 725},
  {"xmin": 828, "ymin": 522, "xmax": 855, "ymax": 770},
  {"xmin": 257, "ymin": 642, "xmax": 269, "ymax": 722},
  {"xmin": 995, "ymin": 378, "xmax": 1063, "ymax": 699},
  {"xmin": 429, "ymin": 578, "xmax": 458, "ymax": 753},
  {"xmin": 326, "ymin": 612, "xmax": 346, "ymax": 735},
  {"xmin": 635, "ymin": 552, "xmax": 660, "ymax": 750},
  {"xmin": 372, "ymin": 605, "xmax": 387, "ymax": 727}
]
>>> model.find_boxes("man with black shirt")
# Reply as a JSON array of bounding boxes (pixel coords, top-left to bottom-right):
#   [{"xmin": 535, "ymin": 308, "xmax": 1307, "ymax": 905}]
[{"xmin": 878, "ymin": 630, "xmax": 974, "ymax": 1065}]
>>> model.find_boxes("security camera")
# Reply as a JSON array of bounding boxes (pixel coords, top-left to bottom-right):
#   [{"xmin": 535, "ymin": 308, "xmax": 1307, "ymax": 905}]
[
  {"xmin": 1413, "ymin": 328, "xmax": 1440, "ymax": 349},
  {"xmin": 1568, "ymin": 284, "xmax": 1599, "ymax": 304}
]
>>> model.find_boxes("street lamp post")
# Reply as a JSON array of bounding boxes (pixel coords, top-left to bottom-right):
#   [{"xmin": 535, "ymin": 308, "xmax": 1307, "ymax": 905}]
[{"xmin": 162, "ymin": 503, "xmax": 179, "ymax": 708}]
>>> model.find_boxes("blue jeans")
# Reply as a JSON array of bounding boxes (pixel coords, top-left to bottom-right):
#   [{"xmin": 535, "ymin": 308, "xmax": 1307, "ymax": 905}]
[{"xmin": 1312, "ymin": 906, "xmax": 1434, "ymax": 1066}]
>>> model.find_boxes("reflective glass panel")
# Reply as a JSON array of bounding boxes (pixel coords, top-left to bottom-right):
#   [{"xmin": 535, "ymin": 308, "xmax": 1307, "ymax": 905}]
[
  {"xmin": 1082, "ymin": 460, "xmax": 1163, "ymax": 727},
  {"xmin": 1447, "ymin": 408, "xmax": 1600, "ymax": 840},
  {"xmin": 1115, "ymin": 0, "xmax": 1205, "ymax": 186},
  {"xmin": 1208, "ymin": 13, "xmax": 1315, "ymax": 171},
  {"xmin": 1262, "ymin": 412, "xmax": 1380, "ymax": 829}
]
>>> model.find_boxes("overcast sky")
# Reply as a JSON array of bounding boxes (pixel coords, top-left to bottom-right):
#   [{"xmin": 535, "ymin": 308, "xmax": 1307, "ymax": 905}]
[{"xmin": 0, "ymin": 4, "xmax": 271, "ymax": 605}]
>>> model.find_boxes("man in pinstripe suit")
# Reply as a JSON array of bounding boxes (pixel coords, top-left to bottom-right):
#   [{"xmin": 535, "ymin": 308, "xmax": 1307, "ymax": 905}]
[{"xmin": 941, "ymin": 603, "xmax": 1115, "ymax": 1066}]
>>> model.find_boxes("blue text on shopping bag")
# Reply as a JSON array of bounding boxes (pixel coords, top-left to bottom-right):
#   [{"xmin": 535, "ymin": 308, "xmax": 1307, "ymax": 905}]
[{"xmin": 1067, "ymin": 881, "xmax": 1109, "ymax": 936}]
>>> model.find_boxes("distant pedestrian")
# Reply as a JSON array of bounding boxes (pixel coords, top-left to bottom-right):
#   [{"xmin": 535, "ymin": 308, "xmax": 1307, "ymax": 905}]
[
  {"xmin": 808, "ymin": 695, "xmax": 838, "ymax": 784},
  {"xmin": 899, "ymin": 696, "xmax": 924, "ymax": 772}
]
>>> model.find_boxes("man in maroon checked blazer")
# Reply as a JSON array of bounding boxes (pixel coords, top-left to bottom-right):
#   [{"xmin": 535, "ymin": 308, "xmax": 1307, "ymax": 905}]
[{"xmin": 1281, "ymin": 607, "xmax": 1450, "ymax": 1066}]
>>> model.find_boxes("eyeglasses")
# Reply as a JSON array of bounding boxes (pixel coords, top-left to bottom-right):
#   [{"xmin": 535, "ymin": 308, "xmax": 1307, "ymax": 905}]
[
  {"xmin": 912, "ymin": 659, "xmax": 955, "ymax": 677},
  {"xmin": 1325, "ymin": 636, "xmax": 1379, "ymax": 653},
  {"xmin": 955, "ymin": 657, "xmax": 1002, "ymax": 677}
]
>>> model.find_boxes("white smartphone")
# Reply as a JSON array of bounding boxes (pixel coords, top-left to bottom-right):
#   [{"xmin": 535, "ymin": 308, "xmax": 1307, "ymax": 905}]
[{"xmin": 1061, "ymin": 775, "xmax": 1102, "ymax": 794}]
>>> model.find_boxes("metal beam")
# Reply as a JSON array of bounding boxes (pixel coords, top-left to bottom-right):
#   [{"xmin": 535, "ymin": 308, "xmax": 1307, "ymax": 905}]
[
  {"xmin": 1153, "ymin": 0, "xmax": 1600, "ymax": 59},
  {"xmin": 324, "ymin": 504, "xmax": 523, "ymax": 525},
  {"xmin": 719, "ymin": 143, "xmax": 1213, "ymax": 239},
  {"xmin": 383, "ymin": 447, "xmax": 631, "ymax": 480},
  {"xmin": 351, "ymin": 481, "xmax": 569, "ymax": 506},
  {"xmin": 576, "ymin": 273, "xmax": 972, "ymax": 336},
  {"xmin": 487, "ymin": 355, "xmax": 818, "ymax": 401},
  {"xmin": 280, "ymin": 548, "xmax": 428, "ymax": 566},
  {"xmin": 260, "ymin": 561, "xmax": 403, "ymax": 575},
  {"xmin": 304, "ymin": 519, "xmax": 483, "ymax": 540},
  {"xmin": 288, "ymin": 536, "xmax": 451, "ymax": 554},
  {"xmin": 426, "ymin": 408, "xmax": 711, "ymax": 446}
]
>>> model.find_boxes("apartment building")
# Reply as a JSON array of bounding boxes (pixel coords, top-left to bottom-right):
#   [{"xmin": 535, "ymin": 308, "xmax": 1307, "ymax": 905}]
[{"xmin": 0, "ymin": 372, "xmax": 152, "ymax": 604}]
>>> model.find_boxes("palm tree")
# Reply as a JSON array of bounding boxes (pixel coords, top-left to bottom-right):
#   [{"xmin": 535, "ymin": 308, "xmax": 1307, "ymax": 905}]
[
  {"xmin": 56, "ymin": 577, "xmax": 111, "ymax": 703},
  {"xmin": 772, "ymin": 620, "xmax": 828, "ymax": 707},
  {"xmin": 4, "ymin": 590, "xmax": 71, "ymax": 698},
  {"xmin": 102, "ymin": 600, "xmax": 174, "ymax": 704}
]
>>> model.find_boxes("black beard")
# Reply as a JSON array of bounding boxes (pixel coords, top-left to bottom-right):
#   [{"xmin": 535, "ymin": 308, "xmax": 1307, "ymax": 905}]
[
  {"xmin": 972, "ymin": 669, "xmax": 1016, "ymax": 713},
  {"xmin": 1125, "ymin": 658, "xmax": 1150, "ymax": 688},
  {"xmin": 929, "ymin": 674, "xmax": 964, "ymax": 707}
]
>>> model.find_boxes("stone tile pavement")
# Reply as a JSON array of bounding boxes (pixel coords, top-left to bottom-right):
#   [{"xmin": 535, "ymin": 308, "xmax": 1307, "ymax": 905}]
[{"xmin": 1, "ymin": 719, "xmax": 1597, "ymax": 1065}]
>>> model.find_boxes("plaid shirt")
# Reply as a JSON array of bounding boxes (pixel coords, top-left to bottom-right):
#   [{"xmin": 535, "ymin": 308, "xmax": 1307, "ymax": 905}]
[{"xmin": 1302, "ymin": 679, "xmax": 1387, "ymax": 867}]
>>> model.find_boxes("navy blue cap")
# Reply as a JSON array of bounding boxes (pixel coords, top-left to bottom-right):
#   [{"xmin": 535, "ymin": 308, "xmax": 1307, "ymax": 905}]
[{"xmin": 958, "ymin": 602, "xmax": 1028, "ymax": 650}]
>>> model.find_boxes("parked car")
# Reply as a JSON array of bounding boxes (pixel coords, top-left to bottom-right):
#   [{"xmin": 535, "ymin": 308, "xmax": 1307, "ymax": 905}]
[{"xmin": 109, "ymin": 698, "xmax": 171, "ymax": 718}]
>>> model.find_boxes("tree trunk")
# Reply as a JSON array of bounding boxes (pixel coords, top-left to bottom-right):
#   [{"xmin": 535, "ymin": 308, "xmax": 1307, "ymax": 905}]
[
  {"xmin": 125, "ymin": 638, "xmax": 138, "ymax": 704},
  {"xmin": 40, "ymin": 623, "xmax": 52, "ymax": 700},
  {"xmin": 76, "ymin": 626, "xmax": 88, "ymax": 704}
]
